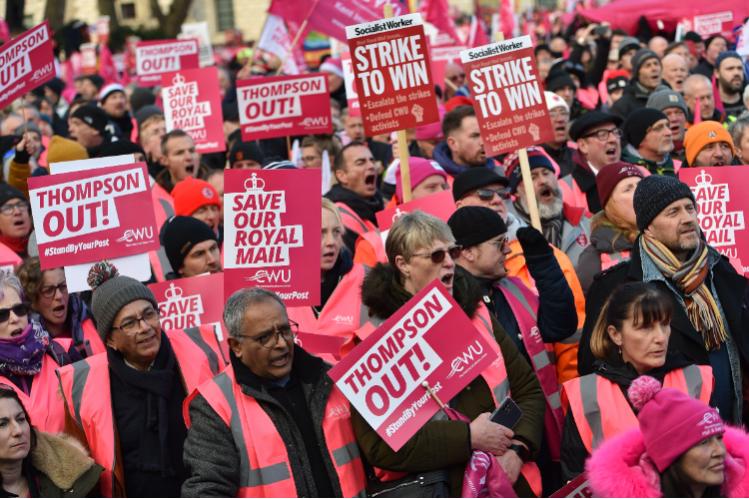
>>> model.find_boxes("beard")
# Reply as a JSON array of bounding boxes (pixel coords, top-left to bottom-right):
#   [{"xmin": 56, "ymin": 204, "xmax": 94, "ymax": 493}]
[{"xmin": 538, "ymin": 195, "xmax": 564, "ymax": 220}]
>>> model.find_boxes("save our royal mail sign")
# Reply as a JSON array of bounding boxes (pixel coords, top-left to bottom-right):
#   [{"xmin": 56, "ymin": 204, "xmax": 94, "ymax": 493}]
[
  {"xmin": 346, "ymin": 13, "xmax": 439, "ymax": 136},
  {"xmin": 329, "ymin": 281, "xmax": 497, "ymax": 451},
  {"xmin": 28, "ymin": 163, "xmax": 160, "ymax": 270},
  {"xmin": 223, "ymin": 169, "xmax": 321, "ymax": 306},
  {"xmin": 237, "ymin": 74, "xmax": 332, "ymax": 141},
  {"xmin": 135, "ymin": 38, "xmax": 200, "ymax": 86},
  {"xmin": 149, "ymin": 272, "xmax": 224, "ymax": 331},
  {"xmin": 0, "ymin": 21, "xmax": 55, "ymax": 109},
  {"xmin": 461, "ymin": 35, "xmax": 554, "ymax": 156}
]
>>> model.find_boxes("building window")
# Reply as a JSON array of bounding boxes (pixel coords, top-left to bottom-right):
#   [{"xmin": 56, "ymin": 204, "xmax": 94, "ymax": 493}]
[
  {"xmin": 121, "ymin": 3, "xmax": 136, "ymax": 19},
  {"xmin": 215, "ymin": 0, "xmax": 235, "ymax": 31}
]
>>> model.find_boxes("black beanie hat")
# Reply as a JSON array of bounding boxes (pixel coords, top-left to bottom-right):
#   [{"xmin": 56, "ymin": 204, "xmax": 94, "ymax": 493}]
[
  {"xmin": 71, "ymin": 104, "xmax": 108, "ymax": 135},
  {"xmin": 160, "ymin": 216, "xmax": 218, "ymax": 272},
  {"xmin": 0, "ymin": 184, "xmax": 25, "ymax": 209},
  {"xmin": 633, "ymin": 175, "xmax": 695, "ymax": 231},
  {"xmin": 452, "ymin": 168, "xmax": 508, "ymax": 201},
  {"xmin": 448, "ymin": 206, "xmax": 507, "ymax": 248},
  {"xmin": 229, "ymin": 141, "xmax": 266, "ymax": 167},
  {"xmin": 545, "ymin": 71, "xmax": 576, "ymax": 92},
  {"xmin": 623, "ymin": 108, "xmax": 668, "ymax": 148}
]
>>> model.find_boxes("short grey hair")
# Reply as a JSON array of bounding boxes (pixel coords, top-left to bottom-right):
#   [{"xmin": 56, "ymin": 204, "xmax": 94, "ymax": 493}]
[
  {"xmin": 223, "ymin": 288, "xmax": 286, "ymax": 339},
  {"xmin": 0, "ymin": 272, "xmax": 24, "ymax": 303}
]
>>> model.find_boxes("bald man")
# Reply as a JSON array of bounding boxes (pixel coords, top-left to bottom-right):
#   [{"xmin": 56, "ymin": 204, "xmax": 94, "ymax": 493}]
[
  {"xmin": 661, "ymin": 54, "xmax": 688, "ymax": 93},
  {"xmin": 683, "ymin": 74, "xmax": 720, "ymax": 123},
  {"xmin": 648, "ymin": 36, "xmax": 668, "ymax": 58}
]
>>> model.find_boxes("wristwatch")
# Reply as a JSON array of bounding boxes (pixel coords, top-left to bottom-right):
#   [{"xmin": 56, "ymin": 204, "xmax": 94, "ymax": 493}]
[{"xmin": 508, "ymin": 443, "xmax": 531, "ymax": 462}]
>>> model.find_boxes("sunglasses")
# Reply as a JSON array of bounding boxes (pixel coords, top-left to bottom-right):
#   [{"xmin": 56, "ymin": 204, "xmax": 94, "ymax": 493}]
[
  {"xmin": 475, "ymin": 188, "xmax": 510, "ymax": 201},
  {"xmin": 0, "ymin": 303, "xmax": 29, "ymax": 324},
  {"xmin": 412, "ymin": 246, "xmax": 462, "ymax": 264}
]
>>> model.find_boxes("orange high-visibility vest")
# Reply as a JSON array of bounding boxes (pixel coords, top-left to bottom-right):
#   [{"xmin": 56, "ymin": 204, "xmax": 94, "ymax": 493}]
[
  {"xmin": 335, "ymin": 202, "xmax": 377, "ymax": 237},
  {"xmin": 56, "ymin": 330, "xmax": 224, "ymax": 497},
  {"xmin": 150, "ymin": 183, "xmax": 175, "ymax": 282},
  {"xmin": 563, "ymin": 365, "xmax": 713, "ymax": 454},
  {"xmin": 81, "ymin": 318, "xmax": 106, "ymax": 356},
  {"xmin": 353, "ymin": 230, "xmax": 387, "ymax": 267},
  {"xmin": 188, "ymin": 366, "xmax": 367, "ymax": 498},
  {"xmin": 600, "ymin": 250, "xmax": 630, "ymax": 271}
]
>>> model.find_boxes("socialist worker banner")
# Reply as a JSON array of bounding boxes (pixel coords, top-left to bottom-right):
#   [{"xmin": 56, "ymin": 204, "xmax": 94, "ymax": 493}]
[
  {"xmin": 223, "ymin": 169, "xmax": 321, "ymax": 305},
  {"xmin": 679, "ymin": 167, "xmax": 749, "ymax": 274},
  {"xmin": 162, "ymin": 67, "xmax": 225, "ymax": 153},
  {"xmin": 149, "ymin": 272, "xmax": 224, "ymax": 331},
  {"xmin": 346, "ymin": 13, "xmax": 439, "ymax": 136},
  {"xmin": 0, "ymin": 21, "xmax": 55, "ymax": 109},
  {"xmin": 461, "ymin": 35, "xmax": 554, "ymax": 156},
  {"xmin": 29, "ymin": 163, "xmax": 159, "ymax": 270},
  {"xmin": 329, "ymin": 281, "xmax": 498, "ymax": 451},
  {"xmin": 375, "ymin": 190, "xmax": 457, "ymax": 230},
  {"xmin": 135, "ymin": 39, "xmax": 199, "ymax": 86},
  {"xmin": 237, "ymin": 74, "xmax": 332, "ymax": 141}
]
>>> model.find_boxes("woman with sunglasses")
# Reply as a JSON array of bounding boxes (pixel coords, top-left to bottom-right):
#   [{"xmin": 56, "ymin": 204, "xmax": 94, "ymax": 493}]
[
  {"xmin": 0, "ymin": 185, "xmax": 32, "ymax": 260},
  {"xmin": 56, "ymin": 262, "xmax": 226, "ymax": 497},
  {"xmin": 353, "ymin": 211, "xmax": 545, "ymax": 497},
  {"xmin": 0, "ymin": 272, "xmax": 74, "ymax": 433},
  {"xmin": 17, "ymin": 257, "xmax": 104, "ymax": 358}
]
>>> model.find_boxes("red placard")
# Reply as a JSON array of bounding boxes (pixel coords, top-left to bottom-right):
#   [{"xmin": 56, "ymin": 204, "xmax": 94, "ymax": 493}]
[
  {"xmin": 28, "ymin": 163, "xmax": 159, "ymax": 270},
  {"xmin": 149, "ymin": 272, "xmax": 224, "ymax": 331},
  {"xmin": 341, "ymin": 51, "xmax": 361, "ymax": 116},
  {"xmin": 295, "ymin": 331, "xmax": 346, "ymax": 362},
  {"xmin": 550, "ymin": 474, "xmax": 593, "ymax": 498},
  {"xmin": 375, "ymin": 190, "xmax": 457, "ymax": 230},
  {"xmin": 135, "ymin": 39, "xmax": 199, "ymax": 86},
  {"xmin": 460, "ymin": 35, "xmax": 554, "ymax": 156},
  {"xmin": 237, "ymin": 74, "xmax": 332, "ymax": 141},
  {"xmin": 162, "ymin": 67, "xmax": 225, "ymax": 154},
  {"xmin": 346, "ymin": 13, "xmax": 439, "ymax": 136},
  {"xmin": 679, "ymin": 167, "xmax": 749, "ymax": 275},
  {"xmin": 0, "ymin": 22, "xmax": 55, "ymax": 109},
  {"xmin": 329, "ymin": 281, "xmax": 497, "ymax": 451},
  {"xmin": 223, "ymin": 169, "xmax": 321, "ymax": 306}
]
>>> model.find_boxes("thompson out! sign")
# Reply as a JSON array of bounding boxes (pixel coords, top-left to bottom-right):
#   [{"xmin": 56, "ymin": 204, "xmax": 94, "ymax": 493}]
[
  {"xmin": 329, "ymin": 281, "xmax": 497, "ymax": 451},
  {"xmin": 0, "ymin": 22, "xmax": 55, "ymax": 109}
]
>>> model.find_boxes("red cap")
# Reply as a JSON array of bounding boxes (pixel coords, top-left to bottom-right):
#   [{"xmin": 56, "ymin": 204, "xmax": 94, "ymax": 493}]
[
  {"xmin": 172, "ymin": 177, "xmax": 220, "ymax": 216},
  {"xmin": 595, "ymin": 161, "xmax": 646, "ymax": 209}
]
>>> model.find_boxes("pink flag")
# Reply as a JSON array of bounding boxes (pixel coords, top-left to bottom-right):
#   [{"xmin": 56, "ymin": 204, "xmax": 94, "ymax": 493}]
[
  {"xmin": 421, "ymin": 0, "xmax": 462, "ymax": 44},
  {"xmin": 693, "ymin": 95, "xmax": 702, "ymax": 124},
  {"xmin": 500, "ymin": 0, "xmax": 515, "ymax": 39},
  {"xmin": 468, "ymin": 15, "xmax": 490, "ymax": 47}
]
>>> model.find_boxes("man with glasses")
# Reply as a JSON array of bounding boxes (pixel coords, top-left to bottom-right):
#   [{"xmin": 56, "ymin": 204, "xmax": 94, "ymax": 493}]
[
  {"xmin": 0, "ymin": 184, "xmax": 32, "ymax": 259},
  {"xmin": 183, "ymin": 287, "xmax": 366, "ymax": 497},
  {"xmin": 542, "ymin": 92, "xmax": 574, "ymax": 178},
  {"xmin": 621, "ymin": 108, "xmax": 677, "ymax": 175}
]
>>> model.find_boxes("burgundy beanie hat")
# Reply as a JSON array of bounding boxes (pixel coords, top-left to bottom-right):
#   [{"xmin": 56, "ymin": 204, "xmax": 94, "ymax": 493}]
[
  {"xmin": 595, "ymin": 161, "xmax": 646, "ymax": 208},
  {"xmin": 628, "ymin": 376, "xmax": 725, "ymax": 473}
]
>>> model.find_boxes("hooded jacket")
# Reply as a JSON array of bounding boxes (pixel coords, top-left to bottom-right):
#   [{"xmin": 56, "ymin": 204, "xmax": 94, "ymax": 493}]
[
  {"xmin": 586, "ymin": 426, "xmax": 749, "ymax": 497},
  {"xmin": 432, "ymin": 141, "xmax": 497, "ymax": 177},
  {"xmin": 576, "ymin": 211, "xmax": 636, "ymax": 294},
  {"xmin": 352, "ymin": 264, "xmax": 545, "ymax": 497}
]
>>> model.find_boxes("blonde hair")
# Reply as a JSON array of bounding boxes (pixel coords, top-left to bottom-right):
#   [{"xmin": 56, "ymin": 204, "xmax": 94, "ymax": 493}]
[{"xmin": 385, "ymin": 211, "xmax": 454, "ymax": 267}]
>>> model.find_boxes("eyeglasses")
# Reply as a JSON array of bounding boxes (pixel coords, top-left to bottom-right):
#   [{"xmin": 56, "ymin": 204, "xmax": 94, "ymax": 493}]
[
  {"xmin": 488, "ymin": 235, "xmax": 509, "ymax": 250},
  {"xmin": 112, "ymin": 307, "xmax": 160, "ymax": 334},
  {"xmin": 582, "ymin": 127, "xmax": 622, "ymax": 141},
  {"xmin": 412, "ymin": 245, "xmax": 462, "ymax": 264},
  {"xmin": 448, "ymin": 73, "xmax": 466, "ymax": 82},
  {"xmin": 235, "ymin": 320, "xmax": 299, "ymax": 349},
  {"xmin": 0, "ymin": 201, "xmax": 28, "ymax": 216},
  {"xmin": 0, "ymin": 303, "xmax": 29, "ymax": 323},
  {"xmin": 39, "ymin": 283, "xmax": 68, "ymax": 299},
  {"xmin": 475, "ymin": 187, "xmax": 510, "ymax": 201}
]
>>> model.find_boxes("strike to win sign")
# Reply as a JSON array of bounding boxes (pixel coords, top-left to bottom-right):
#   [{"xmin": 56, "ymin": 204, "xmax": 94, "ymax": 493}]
[
  {"xmin": 28, "ymin": 163, "xmax": 159, "ymax": 270},
  {"xmin": 461, "ymin": 35, "xmax": 553, "ymax": 156},
  {"xmin": 329, "ymin": 282, "xmax": 497, "ymax": 451},
  {"xmin": 162, "ymin": 67, "xmax": 225, "ymax": 153},
  {"xmin": 149, "ymin": 272, "xmax": 224, "ymax": 331},
  {"xmin": 346, "ymin": 13, "xmax": 439, "ymax": 136},
  {"xmin": 135, "ymin": 39, "xmax": 199, "ymax": 86},
  {"xmin": 0, "ymin": 21, "xmax": 55, "ymax": 109},
  {"xmin": 223, "ymin": 169, "xmax": 321, "ymax": 305},
  {"xmin": 237, "ymin": 74, "xmax": 332, "ymax": 141}
]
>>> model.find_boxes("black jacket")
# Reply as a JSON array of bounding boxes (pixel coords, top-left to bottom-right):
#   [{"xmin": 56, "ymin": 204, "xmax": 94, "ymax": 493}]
[
  {"xmin": 610, "ymin": 82, "xmax": 668, "ymax": 120},
  {"xmin": 542, "ymin": 143, "xmax": 575, "ymax": 178}
]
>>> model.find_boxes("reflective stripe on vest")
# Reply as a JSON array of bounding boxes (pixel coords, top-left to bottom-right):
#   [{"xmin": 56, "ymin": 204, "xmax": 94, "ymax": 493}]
[
  {"xmin": 563, "ymin": 365, "xmax": 714, "ymax": 453},
  {"xmin": 81, "ymin": 318, "xmax": 106, "ymax": 356},
  {"xmin": 317, "ymin": 264, "xmax": 369, "ymax": 339},
  {"xmin": 335, "ymin": 203, "xmax": 375, "ymax": 236},
  {"xmin": 196, "ymin": 367, "xmax": 366, "ymax": 497},
  {"xmin": 497, "ymin": 277, "xmax": 564, "ymax": 460},
  {"xmin": 0, "ymin": 354, "xmax": 65, "ymax": 433},
  {"xmin": 600, "ymin": 251, "xmax": 630, "ymax": 271},
  {"xmin": 175, "ymin": 325, "xmax": 227, "ymax": 376}
]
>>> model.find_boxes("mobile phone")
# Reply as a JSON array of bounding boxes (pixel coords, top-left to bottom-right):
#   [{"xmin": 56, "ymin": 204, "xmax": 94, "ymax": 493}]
[{"xmin": 490, "ymin": 397, "xmax": 523, "ymax": 429}]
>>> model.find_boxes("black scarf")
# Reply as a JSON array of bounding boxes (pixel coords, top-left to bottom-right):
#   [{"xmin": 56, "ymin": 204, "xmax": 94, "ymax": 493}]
[{"xmin": 325, "ymin": 184, "xmax": 384, "ymax": 225}]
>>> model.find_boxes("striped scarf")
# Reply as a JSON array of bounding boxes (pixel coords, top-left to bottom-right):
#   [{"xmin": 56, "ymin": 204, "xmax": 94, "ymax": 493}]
[{"xmin": 641, "ymin": 234, "xmax": 728, "ymax": 351}]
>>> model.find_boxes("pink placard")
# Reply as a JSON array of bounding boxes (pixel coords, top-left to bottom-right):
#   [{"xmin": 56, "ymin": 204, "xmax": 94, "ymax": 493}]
[
  {"xmin": 375, "ymin": 190, "xmax": 457, "ymax": 230},
  {"xmin": 237, "ymin": 74, "xmax": 332, "ymax": 141},
  {"xmin": 149, "ymin": 272, "xmax": 225, "ymax": 331},
  {"xmin": 461, "ymin": 36, "xmax": 554, "ymax": 156},
  {"xmin": 329, "ymin": 281, "xmax": 497, "ymax": 451},
  {"xmin": 346, "ymin": 13, "xmax": 440, "ymax": 137},
  {"xmin": 295, "ymin": 331, "xmax": 346, "ymax": 362},
  {"xmin": 223, "ymin": 169, "xmax": 321, "ymax": 306},
  {"xmin": 135, "ymin": 38, "xmax": 199, "ymax": 86},
  {"xmin": 305, "ymin": 0, "xmax": 405, "ymax": 42},
  {"xmin": 28, "ymin": 163, "xmax": 159, "ymax": 270},
  {"xmin": 0, "ymin": 22, "xmax": 55, "ymax": 109},
  {"xmin": 162, "ymin": 67, "xmax": 225, "ymax": 153}
]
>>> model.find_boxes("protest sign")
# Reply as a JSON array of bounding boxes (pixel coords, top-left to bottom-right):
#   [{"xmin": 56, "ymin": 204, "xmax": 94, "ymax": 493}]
[
  {"xmin": 461, "ymin": 35, "xmax": 553, "ymax": 156},
  {"xmin": 430, "ymin": 43, "xmax": 467, "ymax": 92},
  {"xmin": 162, "ymin": 68, "xmax": 225, "ymax": 153},
  {"xmin": 679, "ymin": 167, "xmax": 749, "ymax": 275},
  {"xmin": 375, "ymin": 190, "xmax": 457, "ymax": 230},
  {"xmin": 50, "ymin": 155, "xmax": 135, "ymax": 175},
  {"xmin": 29, "ymin": 163, "xmax": 159, "ymax": 270},
  {"xmin": 550, "ymin": 474, "xmax": 593, "ymax": 498},
  {"xmin": 80, "ymin": 43, "xmax": 98, "ymax": 74},
  {"xmin": 0, "ymin": 245, "xmax": 21, "ymax": 275},
  {"xmin": 149, "ymin": 272, "xmax": 224, "ymax": 331},
  {"xmin": 341, "ymin": 51, "xmax": 361, "ymax": 115},
  {"xmin": 737, "ymin": 18, "xmax": 749, "ymax": 56},
  {"xmin": 223, "ymin": 169, "xmax": 321, "ymax": 305},
  {"xmin": 237, "ymin": 73, "xmax": 332, "ymax": 141},
  {"xmin": 295, "ymin": 331, "xmax": 346, "ymax": 362},
  {"xmin": 135, "ymin": 39, "xmax": 199, "ymax": 86},
  {"xmin": 346, "ymin": 13, "xmax": 439, "ymax": 137},
  {"xmin": 329, "ymin": 281, "xmax": 497, "ymax": 451},
  {"xmin": 0, "ymin": 21, "xmax": 55, "ymax": 109},
  {"xmin": 179, "ymin": 22, "xmax": 214, "ymax": 67},
  {"xmin": 691, "ymin": 11, "xmax": 733, "ymax": 37}
]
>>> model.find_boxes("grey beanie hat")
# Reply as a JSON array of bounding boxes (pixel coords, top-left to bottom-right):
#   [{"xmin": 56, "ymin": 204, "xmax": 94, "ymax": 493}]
[
  {"xmin": 87, "ymin": 261, "xmax": 158, "ymax": 340},
  {"xmin": 646, "ymin": 89, "xmax": 688, "ymax": 115},
  {"xmin": 634, "ymin": 175, "xmax": 696, "ymax": 231}
]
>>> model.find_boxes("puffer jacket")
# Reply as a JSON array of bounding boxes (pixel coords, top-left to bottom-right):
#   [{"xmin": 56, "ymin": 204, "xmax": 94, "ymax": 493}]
[
  {"xmin": 576, "ymin": 212, "xmax": 636, "ymax": 294},
  {"xmin": 586, "ymin": 426, "xmax": 749, "ymax": 497}
]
